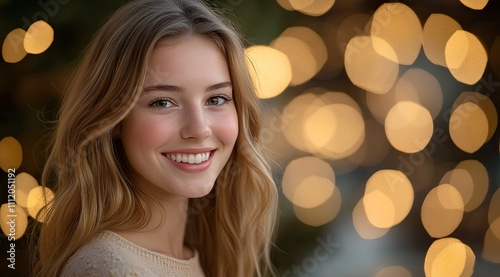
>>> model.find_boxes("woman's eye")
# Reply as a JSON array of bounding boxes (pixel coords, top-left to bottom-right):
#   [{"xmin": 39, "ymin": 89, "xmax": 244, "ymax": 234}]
[
  {"xmin": 149, "ymin": 99, "xmax": 174, "ymax": 108},
  {"xmin": 207, "ymin": 96, "xmax": 230, "ymax": 106}
]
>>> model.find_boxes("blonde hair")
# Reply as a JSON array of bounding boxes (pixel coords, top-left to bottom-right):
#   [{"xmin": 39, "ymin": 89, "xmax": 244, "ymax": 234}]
[{"xmin": 35, "ymin": 0, "xmax": 278, "ymax": 276}]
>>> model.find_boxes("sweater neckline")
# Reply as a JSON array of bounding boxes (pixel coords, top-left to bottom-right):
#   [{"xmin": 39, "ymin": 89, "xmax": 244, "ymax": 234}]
[{"xmin": 101, "ymin": 230, "xmax": 199, "ymax": 266}]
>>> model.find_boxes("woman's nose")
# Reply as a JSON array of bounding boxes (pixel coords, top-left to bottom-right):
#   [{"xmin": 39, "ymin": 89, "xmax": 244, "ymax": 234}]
[{"xmin": 180, "ymin": 106, "xmax": 212, "ymax": 140}]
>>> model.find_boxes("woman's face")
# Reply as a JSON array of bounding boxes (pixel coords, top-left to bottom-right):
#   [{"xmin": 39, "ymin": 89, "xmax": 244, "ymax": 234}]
[{"xmin": 119, "ymin": 35, "xmax": 238, "ymax": 199}]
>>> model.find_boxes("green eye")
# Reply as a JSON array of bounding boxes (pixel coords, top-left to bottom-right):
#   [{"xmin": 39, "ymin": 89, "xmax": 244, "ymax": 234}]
[
  {"xmin": 150, "ymin": 99, "xmax": 174, "ymax": 108},
  {"xmin": 207, "ymin": 96, "xmax": 230, "ymax": 106}
]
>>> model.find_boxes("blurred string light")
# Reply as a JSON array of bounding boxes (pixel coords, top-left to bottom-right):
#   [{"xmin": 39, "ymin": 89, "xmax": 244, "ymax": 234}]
[
  {"xmin": 384, "ymin": 101, "xmax": 434, "ymax": 154},
  {"xmin": 370, "ymin": 3, "xmax": 422, "ymax": 65},
  {"xmin": 449, "ymin": 92, "xmax": 497, "ymax": 153},
  {"xmin": 0, "ymin": 204, "xmax": 29, "ymax": 240},
  {"xmin": 424, "ymin": 237, "xmax": 475, "ymax": 277},
  {"xmin": 362, "ymin": 170, "xmax": 413, "ymax": 229},
  {"xmin": 440, "ymin": 160, "xmax": 489, "ymax": 212},
  {"xmin": 276, "ymin": 0, "xmax": 335, "ymax": 16},
  {"xmin": 15, "ymin": 172, "xmax": 39, "ymax": 208},
  {"xmin": 282, "ymin": 90, "xmax": 365, "ymax": 159},
  {"xmin": 486, "ymin": 190, "xmax": 500, "ymax": 262},
  {"xmin": 344, "ymin": 35, "xmax": 398, "ymax": 94},
  {"xmin": 483, "ymin": 218, "xmax": 500, "ymax": 263},
  {"xmin": 244, "ymin": 45, "xmax": 292, "ymax": 99},
  {"xmin": 422, "ymin": 14, "xmax": 462, "ymax": 67},
  {"xmin": 24, "ymin": 20, "xmax": 54, "ymax": 54},
  {"xmin": 2, "ymin": 20, "xmax": 54, "ymax": 63},
  {"xmin": 394, "ymin": 68, "xmax": 443, "ymax": 120},
  {"xmin": 0, "ymin": 137, "xmax": 53, "ymax": 239},
  {"xmin": 27, "ymin": 186, "xmax": 54, "ymax": 223},
  {"xmin": 374, "ymin": 266, "xmax": 412, "ymax": 277},
  {"xmin": 445, "ymin": 30, "xmax": 487, "ymax": 85},
  {"xmin": 0, "ymin": 136, "xmax": 23, "ymax": 172},
  {"xmin": 1, "ymin": 28, "xmax": 28, "ymax": 63},
  {"xmin": 352, "ymin": 198, "xmax": 390, "ymax": 239},
  {"xmin": 489, "ymin": 188, "xmax": 500, "ymax": 225},
  {"xmin": 460, "ymin": 0, "xmax": 489, "ymax": 10},
  {"xmin": 271, "ymin": 26, "xmax": 327, "ymax": 86},
  {"xmin": 282, "ymin": 156, "xmax": 341, "ymax": 226},
  {"xmin": 421, "ymin": 184, "xmax": 464, "ymax": 238}
]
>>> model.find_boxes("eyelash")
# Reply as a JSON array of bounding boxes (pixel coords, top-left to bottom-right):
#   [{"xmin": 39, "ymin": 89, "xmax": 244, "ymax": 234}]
[{"xmin": 148, "ymin": 95, "xmax": 232, "ymax": 109}]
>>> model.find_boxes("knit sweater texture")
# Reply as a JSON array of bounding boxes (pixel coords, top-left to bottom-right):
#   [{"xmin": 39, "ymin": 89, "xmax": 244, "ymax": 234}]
[{"xmin": 61, "ymin": 230, "xmax": 205, "ymax": 276}]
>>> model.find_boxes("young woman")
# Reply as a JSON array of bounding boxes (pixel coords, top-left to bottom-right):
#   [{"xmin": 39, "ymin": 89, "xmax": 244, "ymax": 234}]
[{"xmin": 35, "ymin": 0, "xmax": 278, "ymax": 276}]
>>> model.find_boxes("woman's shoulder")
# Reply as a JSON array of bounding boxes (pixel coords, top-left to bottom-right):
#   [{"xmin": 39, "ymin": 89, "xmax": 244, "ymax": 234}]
[{"xmin": 60, "ymin": 230, "xmax": 152, "ymax": 276}]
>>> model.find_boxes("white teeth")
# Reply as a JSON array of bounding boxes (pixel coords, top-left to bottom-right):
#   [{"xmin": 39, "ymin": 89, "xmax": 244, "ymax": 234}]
[{"xmin": 166, "ymin": 152, "xmax": 211, "ymax": 164}]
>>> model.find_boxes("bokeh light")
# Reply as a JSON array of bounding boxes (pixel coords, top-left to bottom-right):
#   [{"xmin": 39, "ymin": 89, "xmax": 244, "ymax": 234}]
[
  {"xmin": 336, "ymin": 13, "xmax": 371, "ymax": 52},
  {"xmin": 282, "ymin": 91, "xmax": 323, "ymax": 153},
  {"xmin": 2, "ymin": 28, "xmax": 28, "ymax": 63},
  {"xmin": 453, "ymin": 92, "xmax": 498, "ymax": 142},
  {"xmin": 366, "ymin": 85, "xmax": 398, "ymax": 124},
  {"xmin": 15, "ymin": 172, "xmax": 39, "ymax": 208},
  {"xmin": 374, "ymin": 266, "xmax": 412, "ymax": 277},
  {"xmin": 23, "ymin": 20, "xmax": 54, "ymax": 54},
  {"xmin": 394, "ymin": 68, "xmax": 443, "ymax": 119},
  {"xmin": 385, "ymin": 102, "xmax": 434, "ymax": 153},
  {"xmin": 454, "ymin": 160, "xmax": 488, "ymax": 212},
  {"xmin": 293, "ymin": 183, "xmax": 341, "ymax": 226},
  {"xmin": 0, "ymin": 136, "xmax": 23, "ymax": 172},
  {"xmin": 284, "ymin": 0, "xmax": 336, "ymax": 16},
  {"xmin": 27, "ymin": 186, "xmax": 54, "ymax": 222},
  {"xmin": 292, "ymin": 175, "xmax": 334, "ymax": 208},
  {"xmin": 282, "ymin": 156, "xmax": 335, "ymax": 203},
  {"xmin": 370, "ymin": 3, "xmax": 422, "ymax": 65},
  {"xmin": 353, "ymin": 198, "xmax": 390, "ymax": 239},
  {"xmin": 363, "ymin": 170, "xmax": 413, "ymax": 228},
  {"xmin": 488, "ymin": 188, "xmax": 500, "ymax": 225},
  {"xmin": 460, "ymin": 0, "xmax": 489, "ymax": 10},
  {"xmin": 449, "ymin": 92, "xmax": 496, "ymax": 153},
  {"xmin": 0, "ymin": 203, "xmax": 29, "ymax": 240},
  {"xmin": 345, "ymin": 35, "xmax": 399, "ymax": 94},
  {"xmin": 483, "ymin": 218, "xmax": 500, "ymax": 263},
  {"xmin": 271, "ymin": 26, "xmax": 327, "ymax": 86},
  {"xmin": 311, "ymin": 94, "xmax": 365, "ymax": 160},
  {"xmin": 445, "ymin": 30, "xmax": 487, "ymax": 85},
  {"xmin": 422, "ymin": 14, "xmax": 462, "ymax": 67},
  {"xmin": 425, "ymin": 237, "xmax": 475, "ymax": 277},
  {"xmin": 245, "ymin": 45, "xmax": 292, "ymax": 99},
  {"xmin": 421, "ymin": 184, "xmax": 464, "ymax": 238}
]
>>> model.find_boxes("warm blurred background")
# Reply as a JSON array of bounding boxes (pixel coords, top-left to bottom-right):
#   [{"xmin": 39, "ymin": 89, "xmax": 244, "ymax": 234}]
[{"xmin": 1, "ymin": 0, "xmax": 500, "ymax": 276}]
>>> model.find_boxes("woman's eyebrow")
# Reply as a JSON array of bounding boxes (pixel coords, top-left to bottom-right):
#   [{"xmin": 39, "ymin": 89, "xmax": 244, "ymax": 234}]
[
  {"xmin": 143, "ymin": 84, "xmax": 183, "ymax": 93},
  {"xmin": 206, "ymin": 81, "xmax": 232, "ymax": 92},
  {"xmin": 142, "ymin": 81, "xmax": 232, "ymax": 94}
]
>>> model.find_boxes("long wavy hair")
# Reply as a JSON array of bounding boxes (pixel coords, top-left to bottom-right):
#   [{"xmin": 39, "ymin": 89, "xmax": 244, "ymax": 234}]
[{"xmin": 34, "ymin": 0, "xmax": 278, "ymax": 276}]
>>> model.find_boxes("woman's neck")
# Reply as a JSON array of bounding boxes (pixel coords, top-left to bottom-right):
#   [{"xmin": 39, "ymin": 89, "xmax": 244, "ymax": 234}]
[{"xmin": 112, "ymin": 196, "xmax": 193, "ymax": 260}]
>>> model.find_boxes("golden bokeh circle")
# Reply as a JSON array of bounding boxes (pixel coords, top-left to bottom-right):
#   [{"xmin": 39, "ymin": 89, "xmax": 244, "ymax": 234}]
[
  {"xmin": 0, "ymin": 136, "xmax": 23, "ymax": 172},
  {"xmin": 385, "ymin": 102, "xmax": 434, "ymax": 153},
  {"xmin": 2, "ymin": 28, "xmax": 28, "ymax": 63},
  {"xmin": 370, "ymin": 3, "xmax": 422, "ymax": 65},
  {"xmin": 245, "ymin": 45, "xmax": 292, "ymax": 99},
  {"xmin": 24, "ymin": 20, "xmax": 54, "ymax": 54},
  {"xmin": 421, "ymin": 184, "xmax": 464, "ymax": 238}
]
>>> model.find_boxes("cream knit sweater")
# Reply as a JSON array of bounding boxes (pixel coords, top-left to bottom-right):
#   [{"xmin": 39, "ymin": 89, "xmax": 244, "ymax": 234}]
[{"xmin": 61, "ymin": 230, "xmax": 205, "ymax": 276}]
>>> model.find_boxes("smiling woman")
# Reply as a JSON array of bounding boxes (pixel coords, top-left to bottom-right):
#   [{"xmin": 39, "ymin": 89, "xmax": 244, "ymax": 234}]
[{"xmin": 33, "ymin": 0, "xmax": 278, "ymax": 276}]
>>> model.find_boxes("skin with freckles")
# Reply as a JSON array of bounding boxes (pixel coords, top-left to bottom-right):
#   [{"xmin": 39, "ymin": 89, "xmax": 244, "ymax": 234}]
[{"xmin": 120, "ymin": 35, "xmax": 238, "ymax": 200}]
